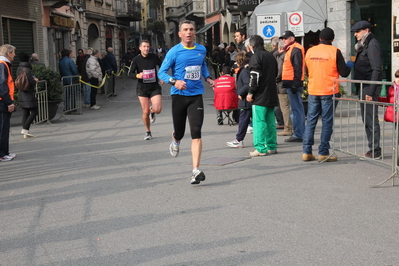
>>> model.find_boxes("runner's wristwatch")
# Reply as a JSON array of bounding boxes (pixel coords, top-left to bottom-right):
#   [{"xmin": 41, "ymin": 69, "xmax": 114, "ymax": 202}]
[{"xmin": 169, "ymin": 78, "xmax": 176, "ymax": 85}]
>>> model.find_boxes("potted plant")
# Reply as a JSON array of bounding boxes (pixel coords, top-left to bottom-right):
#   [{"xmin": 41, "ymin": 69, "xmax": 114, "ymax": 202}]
[{"xmin": 32, "ymin": 65, "xmax": 64, "ymax": 120}]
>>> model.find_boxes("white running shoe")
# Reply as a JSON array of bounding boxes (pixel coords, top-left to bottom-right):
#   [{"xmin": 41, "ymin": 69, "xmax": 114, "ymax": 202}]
[
  {"xmin": 169, "ymin": 140, "xmax": 180, "ymax": 157},
  {"xmin": 21, "ymin": 129, "xmax": 36, "ymax": 137},
  {"xmin": 191, "ymin": 169, "xmax": 205, "ymax": 184},
  {"xmin": 0, "ymin": 156, "xmax": 13, "ymax": 162},
  {"xmin": 150, "ymin": 112, "xmax": 156, "ymax": 123},
  {"xmin": 246, "ymin": 126, "xmax": 253, "ymax": 134},
  {"xmin": 226, "ymin": 140, "xmax": 243, "ymax": 148},
  {"xmin": 144, "ymin": 132, "xmax": 152, "ymax": 140},
  {"xmin": 90, "ymin": 105, "xmax": 101, "ymax": 110}
]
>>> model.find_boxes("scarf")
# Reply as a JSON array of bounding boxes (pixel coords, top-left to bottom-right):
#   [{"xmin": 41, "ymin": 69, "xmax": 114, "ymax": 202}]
[
  {"xmin": 0, "ymin": 56, "xmax": 10, "ymax": 63},
  {"xmin": 354, "ymin": 32, "xmax": 371, "ymax": 53}
]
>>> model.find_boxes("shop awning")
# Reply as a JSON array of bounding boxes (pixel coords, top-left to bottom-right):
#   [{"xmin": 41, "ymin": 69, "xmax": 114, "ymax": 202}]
[
  {"xmin": 249, "ymin": 0, "xmax": 327, "ymax": 35},
  {"xmin": 196, "ymin": 21, "xmax": 219, "ymax": 34}
]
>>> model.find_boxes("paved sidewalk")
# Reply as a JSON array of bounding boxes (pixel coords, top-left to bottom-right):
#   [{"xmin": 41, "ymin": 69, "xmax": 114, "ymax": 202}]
[{"xmin": 1, "ymin": 76, "xmax": 399, "ymax": 265}]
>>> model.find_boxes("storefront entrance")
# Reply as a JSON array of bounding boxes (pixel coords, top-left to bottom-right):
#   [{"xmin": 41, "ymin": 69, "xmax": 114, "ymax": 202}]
[{"xmin": 351, "ymin": 0, "xmax": 391, "ymax": 81}]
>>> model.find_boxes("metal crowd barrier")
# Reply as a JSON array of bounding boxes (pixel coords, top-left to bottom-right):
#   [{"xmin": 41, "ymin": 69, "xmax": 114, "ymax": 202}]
[
  {"xmin": 332, "ymin": 79, "xmax": 398, "ymax": 186},
  {"xmin": 104, "ymin": 69, "xmax": 115, "ymax": 97},
  {"xmin": 33, "ymin": 80, "xmax": 49, "ymax": 124},
  {"xmin": 61, "ymin": 76, "xmax": 82, "ymax": 117},
  {"xmin": 121, "ymin": 63, "xmax": 129, "ymax": 89}
]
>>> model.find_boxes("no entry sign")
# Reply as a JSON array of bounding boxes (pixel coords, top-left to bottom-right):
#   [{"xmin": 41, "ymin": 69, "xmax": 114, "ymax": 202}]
[{"xmin": 287, "ymin": 11, "xmax": 304, "ymax": 37}]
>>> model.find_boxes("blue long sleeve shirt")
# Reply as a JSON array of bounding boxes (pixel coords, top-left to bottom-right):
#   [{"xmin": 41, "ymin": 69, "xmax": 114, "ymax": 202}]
[{"xmin": 158, "ymin": 43, "xmax": 210, "ymax": 96}]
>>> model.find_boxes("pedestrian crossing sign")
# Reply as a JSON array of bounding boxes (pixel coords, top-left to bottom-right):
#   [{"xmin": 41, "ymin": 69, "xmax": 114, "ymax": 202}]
[{"xmin": 256, "ymin": 14, "xmax": 282, "ymax": 40}]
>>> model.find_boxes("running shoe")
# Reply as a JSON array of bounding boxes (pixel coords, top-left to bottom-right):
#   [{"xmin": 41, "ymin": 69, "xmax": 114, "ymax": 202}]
[
  {"xmin": 169, "ymin": 140, "xmax": 179, "ymax": 157},
  {"xmin": 190, "ymin": 169, "xmax": 206, "ymax": 184},
  {"xmin": 0, "ymin": 156, "xmax": 13, "ymax": 162},
  {"xmin": 150, "ymin": 112, "xmax": 156, "ymax": 123},
  {"xmin": 90, "ymin": 105, "xmax": 101, "ymax": 110},
  {"xmin": 226, "ymin": 140, "xmax": 243, "ymax": 148},
  {"xmin": 144, "ymin": 131, "xmax": 152, "ymax": 140},
  {"xmin": 21, "ymin": 129, "xmax": 36, "ymax": 137}
]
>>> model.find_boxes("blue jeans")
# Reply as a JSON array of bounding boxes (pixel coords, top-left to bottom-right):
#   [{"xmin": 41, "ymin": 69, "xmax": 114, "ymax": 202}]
[
  {"xmin": 83, "ymin": 83, "xmax": 91, "ymax": 105},
  {"xmin": 287, "ymin": 87, "xmax": 305, "ymax": 139},
  {"xmin": 303, "ymin": 95, "xmax": 334, "ymax": 156}
]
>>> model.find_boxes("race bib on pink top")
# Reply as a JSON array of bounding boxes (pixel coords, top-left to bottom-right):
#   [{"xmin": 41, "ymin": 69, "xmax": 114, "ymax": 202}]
[{"xmin": 143, "ymin": 69, "xmax": 156, "ymax": 83}]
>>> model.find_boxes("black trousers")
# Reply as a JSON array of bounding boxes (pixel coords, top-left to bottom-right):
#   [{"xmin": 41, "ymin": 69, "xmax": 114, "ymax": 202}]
[
  {"xmin": 0, "ymin": 112, "xmax": 11, "ymax": 157},
  {"xmin": 22, "ymin": 107, "xmax": 38, "ymax": 130},
  {"xmin": 89, "ymin": 78, "xmax": 99, "ymax": 106}
]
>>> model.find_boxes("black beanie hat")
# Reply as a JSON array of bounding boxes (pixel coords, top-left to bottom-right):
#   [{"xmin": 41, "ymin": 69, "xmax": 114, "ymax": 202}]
[{"xmin": 319, "ymin": 27, "xmax": 335, "ymax": 41}]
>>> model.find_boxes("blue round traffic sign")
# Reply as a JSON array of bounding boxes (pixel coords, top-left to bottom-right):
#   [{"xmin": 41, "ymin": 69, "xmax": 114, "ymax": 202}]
[{"xmin": 263, "ymin": 25, "xmax": 276, "ymax": 38}]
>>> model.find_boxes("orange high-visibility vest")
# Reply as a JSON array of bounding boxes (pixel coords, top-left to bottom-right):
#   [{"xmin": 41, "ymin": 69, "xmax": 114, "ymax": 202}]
[
  {"xmin": 282, "ymin": 42, "xmax": 305, "ymax": 81},
  {"xmin": 305, "ymin": 44, "xmax": 339, "ymax": 96},
  {"xmin": 0, "ymin": 60, "xmax": 14, "ymax": 100}
]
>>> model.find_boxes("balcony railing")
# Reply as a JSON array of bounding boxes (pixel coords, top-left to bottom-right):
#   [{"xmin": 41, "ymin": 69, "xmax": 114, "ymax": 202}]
[
  {"xmin": 185, "ymin": 0, "xmax": 205, "ymax": 20},
  {"xmin": 166, "ymin": 7, "xmax": 180, "ymax": 21},
  {"xmin": 115, "ymin": 0, "xmax": 141, "ymax": 21},
  {"xmin": 84, "ymin": 3, "xmax": 115, "ymax": 17},
  {"xmin": 43, "ymin": 0, "xmax": 69, "ymax": 8}
]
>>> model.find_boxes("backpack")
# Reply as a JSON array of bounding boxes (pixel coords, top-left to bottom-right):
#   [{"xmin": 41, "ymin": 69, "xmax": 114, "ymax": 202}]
[{"xmin": 15, "ymin": 68, "xmax": 30, "ymax": 92}]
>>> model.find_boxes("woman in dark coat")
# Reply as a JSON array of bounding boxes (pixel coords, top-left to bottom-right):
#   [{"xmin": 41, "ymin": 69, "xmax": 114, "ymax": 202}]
[
  {"xmin": 226, "ymin": 51, "xmax": 252, "ymax": 148},
  {"xmin": 17, "ymin": 52, "xmax": 38, "ymax": 138}
]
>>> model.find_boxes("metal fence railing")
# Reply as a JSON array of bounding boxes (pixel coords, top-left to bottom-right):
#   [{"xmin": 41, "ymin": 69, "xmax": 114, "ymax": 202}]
[
  {"xmin": 61, "ymin": 76, "xmax": 82, "ymax": 117},
  {"xmin": 33, "ymin": 80, "xmax": 49, "ymax": 124},
  {"xmin": 332, "ymin": 79, "xmax": 398, "ymax": 187}
]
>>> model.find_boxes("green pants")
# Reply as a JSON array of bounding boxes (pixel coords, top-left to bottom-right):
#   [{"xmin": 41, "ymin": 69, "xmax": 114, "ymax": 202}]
[{"xmin": 252, "ymin": 105, "xmax": 277, "ymax": 153}]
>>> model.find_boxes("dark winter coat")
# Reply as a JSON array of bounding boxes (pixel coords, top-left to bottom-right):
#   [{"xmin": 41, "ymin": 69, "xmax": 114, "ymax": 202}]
[
  {"xmin": 102, "ymin": 53, "xmax": 117, "ymax": 72},
  {"xmin": 76, "ymin": 54, "xmax": 90, "ymax": 82},
  {"xmin": 59, "ymin": 56, "xmax": 78, "ymax": 85},
  {"xmin": 30, "ymin": 59, "xmax": 45, "ymax": 67},
  {"xmin": 248, "ymin": 46, "xmax": 278, "ymax": 107},
  {"xmin": 17, "ymin": 62, "xmax": 38, "ymax": 109},
  {"xmin": 354, "ymin": 32, "xmax": 383, "ymax": 96},
  {"xmin": 236, "ymin": 64, "xmax": 252, "ymax": 110}
]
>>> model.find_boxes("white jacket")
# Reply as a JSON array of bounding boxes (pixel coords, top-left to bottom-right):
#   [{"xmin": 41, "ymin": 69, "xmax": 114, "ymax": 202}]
[{"xmin": 86, "ymin": 55, "xmax": 102, "ymax": 81}]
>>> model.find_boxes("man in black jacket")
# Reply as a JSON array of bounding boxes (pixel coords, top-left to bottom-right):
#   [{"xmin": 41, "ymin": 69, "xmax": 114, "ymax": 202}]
[
  {"xmin": 351, "ymin": 20, "xmax": 383, "ymax": 159},
  {"xmin": 246, "ymin": 35, "xmax": 278, "ymax": 157},
  {"xmin": 76, "ymin": 49, "xmax": 91, "ymax": 107},
  {"xmin": 103, "ymin": 47, "xmax": 118, "ymax": 96}
]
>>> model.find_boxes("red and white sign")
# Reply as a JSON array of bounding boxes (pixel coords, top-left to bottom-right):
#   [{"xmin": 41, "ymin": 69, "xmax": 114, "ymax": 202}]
[{"xmin": 287, "ymin": 11, "xmax": 304, "ymax": 37}]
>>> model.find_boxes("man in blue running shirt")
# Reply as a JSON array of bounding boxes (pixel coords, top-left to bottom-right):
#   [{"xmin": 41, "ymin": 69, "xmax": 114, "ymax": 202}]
[{"xmin": 158, "ymin": 20, "xmax": 214, "ymax": 185}]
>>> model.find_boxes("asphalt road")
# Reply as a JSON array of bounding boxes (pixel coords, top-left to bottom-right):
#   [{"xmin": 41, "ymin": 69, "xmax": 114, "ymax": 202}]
[{"xmin": 1, "ymin": 76, "xmax": 399, "ymax": 266}]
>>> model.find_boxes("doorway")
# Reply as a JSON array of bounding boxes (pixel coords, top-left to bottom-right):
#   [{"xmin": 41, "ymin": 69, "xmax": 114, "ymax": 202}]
[{"xmin": 351, "ymin": 0, "xmax": 391, "ymax": 81}]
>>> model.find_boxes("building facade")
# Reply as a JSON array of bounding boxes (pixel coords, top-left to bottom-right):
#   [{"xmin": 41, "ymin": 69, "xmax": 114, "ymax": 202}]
[
  {"xmin": 0, "ymin": 0, "xmax": 398, "ymax": 84},
  {"xmin": 0, "ymin": 0, "xmax": 43, "ymax": 75}
]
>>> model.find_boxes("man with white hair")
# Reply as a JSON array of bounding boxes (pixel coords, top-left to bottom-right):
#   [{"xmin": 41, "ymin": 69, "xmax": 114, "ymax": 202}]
[
  {"xmin": 30, "ymin": 53, "xmax": 45, "ymax": 66},
  {"xmin": 0, "ymin": 44, "xmax": 17, "ymax": 161},
  {"xmin": 86, "ymin": 49, "xmax": 102, "ymax": 110}
]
